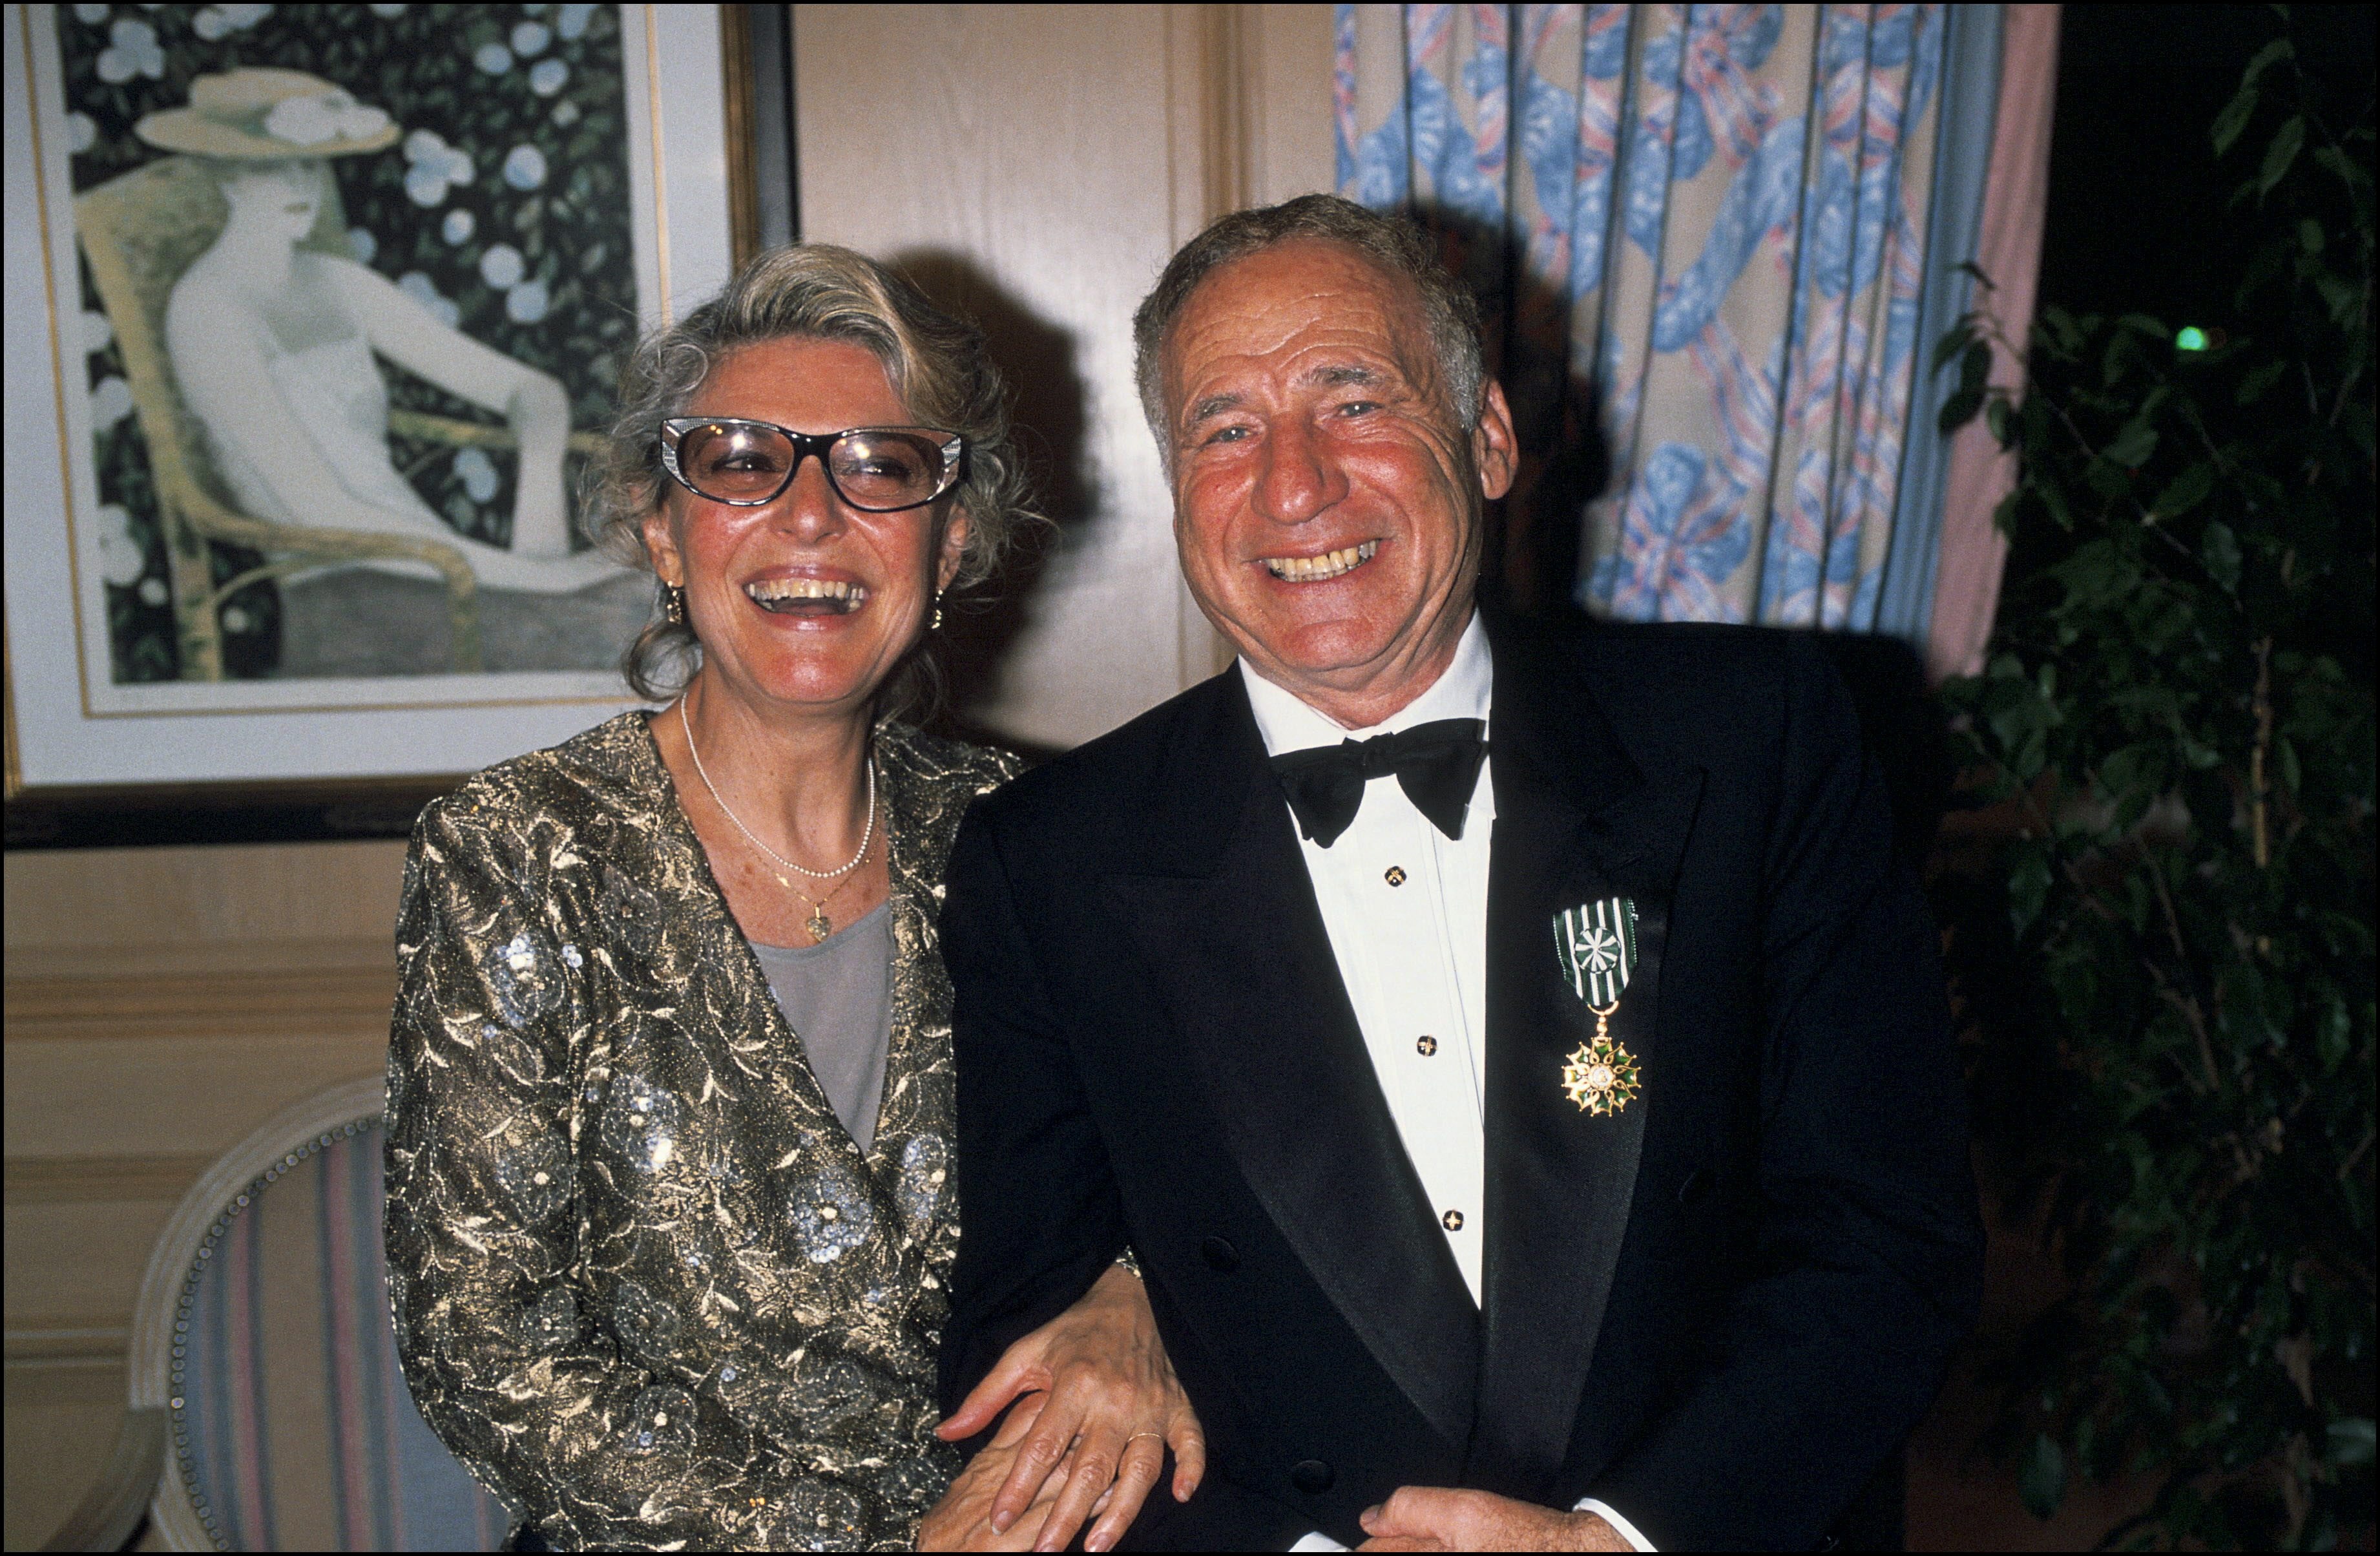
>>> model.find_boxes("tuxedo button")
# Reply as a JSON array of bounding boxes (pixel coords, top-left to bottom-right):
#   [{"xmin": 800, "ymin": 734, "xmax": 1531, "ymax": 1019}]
[
  {"xmin": 1678, "ymin": 1168, "xmax": 1715, "ymax": 1208},
  {"xmin": 1441, "ymin": 1209, "xmax": 1465, "ymax": 1231},
  {"xmin": 1416, "ymin": 1035, "xmax": 1438, "ymax": 1057},
  {"xmin": 1384, "ymin": 865, "xmax": 1407, "ymax": 887},
  {"xmin": 1200, "ymin": 1235, "xmax": 1240, "ymax": 1272},
  {"xmin": 1291, "ymin": 1459, "xmax": 1335, "ymax": 1494}
]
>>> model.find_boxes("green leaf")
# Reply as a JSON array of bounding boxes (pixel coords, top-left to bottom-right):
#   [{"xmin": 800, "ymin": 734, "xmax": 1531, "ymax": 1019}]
[
  {"xmin": 2211, "ymin": 85, "xmax": 2259, "ymax": 157},
  {"xmin": 2010, "ymin": 851, "xmax": 2054, "ymax": 935},
  {"xmin": 1931, "ymin": 317, "xmax": 1976, "ymax": 375},
  {"xmin": 2040, "ymin": 307, "xmax": 2085, "ymax": 357},
  {"xmin": 2235, "ymin": 358, "xmax": 2289, "ymax": 404},
  {"xmin": 1959, "ymin": 340, "xmax": 1992, "ymax": 394},
  {"xmin": 2312, "ymin": 143, "xmax": 2374, "ymax": 198},
  {"xmin": 2330, "ymin": 1418, "xmax": 2376, "ymax": 1469},
  {"xmin": 1938, "ymin": 387, "xmax": 1984, "ymax": 434},
  {"xmin": 2021, "ymin": 1433, "xmax": 2067, "ymax": 1519},
  {"xmin": 2103, "ymin": 419, "xmax": 2159, "ymax": 468},
  {"xmin": 2213, "ymin": 38, "xmax": 2291, "ymax": 159},
  {"xmin": 2116, "ymin": 313, "xmax": 2171, "ymax": 340},
  {"xmin": 2316, "ymin": 272, "xmax": 2362, "ymax": 325},
  {"xmin": 1991, "ymin": 487, "xmax": 2022, "ymax": 536},
  {"xmin": 1986, "ymin": 395, "xmax": 2014, "ymax": 448},
  {"xmin": 2150, "ymin": 463, "xmax": 2215, "ymax": 520},
  {"xmin": 2240, "ymin": 35, "xmax": 2295, "ymax": 88},
  {"xmin": 2297, "ymin": 217, "xmax": 2325, "ymax": 255},
  {"xmin": 2317, "ymin": 995, "xmax": 2352, "ymax": 1070},
  {"xmin": 2259, "ymin": 116, "xmax": 2306, "ymax": 197},
  {"xmin": 2041, "ymin": 480, "xmax": 2075, "ymax": 531},
  {"xmin": 2277, "ymin": 735, "xmax": 2301, "ymax": 795},
  {"xmin": 2202, "ymin": 521, "xmax": 2242, "ymax": 591}
]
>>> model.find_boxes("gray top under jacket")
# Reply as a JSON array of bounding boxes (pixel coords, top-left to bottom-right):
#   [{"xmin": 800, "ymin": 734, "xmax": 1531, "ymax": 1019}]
[{"xmin": 750, "ymin": 899, "xmax": 894, "ymax": 1152}]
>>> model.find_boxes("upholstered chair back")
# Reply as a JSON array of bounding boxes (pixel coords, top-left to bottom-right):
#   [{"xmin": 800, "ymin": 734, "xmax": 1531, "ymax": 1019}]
[{"xmin": 126, "ymin": 1078, "xmax": 508, "ymax": 1551}]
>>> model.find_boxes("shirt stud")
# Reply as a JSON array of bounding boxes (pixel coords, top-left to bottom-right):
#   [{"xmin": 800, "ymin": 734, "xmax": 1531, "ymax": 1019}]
[
  {"xmin": 1416, "ymin": 1035, "xmax": 1438, "ymax": 1057},
  {"xmin": 1442, "ymin": 1209, "xmax": 1465, "ymax": 1231},
  {"xmin": 1384, "ymin": 866, "xmax": 1408, "ymax": 887}
]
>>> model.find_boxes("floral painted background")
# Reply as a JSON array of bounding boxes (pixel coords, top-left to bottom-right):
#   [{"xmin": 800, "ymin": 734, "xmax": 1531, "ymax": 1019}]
[
  {"xmin": 1337, "ymin": 4, "xmax": 1946, "ymax": 629},
  {"xmin": 59, "ymin": 3, "xmax": 635, "ymax": 682}
]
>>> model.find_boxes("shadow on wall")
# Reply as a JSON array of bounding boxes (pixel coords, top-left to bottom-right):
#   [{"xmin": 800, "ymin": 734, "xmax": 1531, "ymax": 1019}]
[{"xmin": 890, "ymin": 249, "xmax": 1097, "ymax": 761}]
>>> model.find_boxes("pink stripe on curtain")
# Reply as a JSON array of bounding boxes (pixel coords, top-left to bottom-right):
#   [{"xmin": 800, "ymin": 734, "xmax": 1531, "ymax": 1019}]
[
  {"xmin": 224, "ymin": 1206, "xmax": 273, "ymax": 1544},
  {"xmin": 1926, "ymin": 3, "xmax": 2060, "ymax": 681}
]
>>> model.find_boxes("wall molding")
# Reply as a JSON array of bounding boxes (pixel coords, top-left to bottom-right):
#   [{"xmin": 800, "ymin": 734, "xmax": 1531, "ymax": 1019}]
[
  {"xmin": 5, "ymin": 960, "xmax": 395, "ymax": 1043},
  {"xmin": 5, "ymin": 1154, "xmax": 214, "ymax": 1204},
  {"xmin": 6, "ymin": 1325, "xmax": 129, "ymax": 1363}
]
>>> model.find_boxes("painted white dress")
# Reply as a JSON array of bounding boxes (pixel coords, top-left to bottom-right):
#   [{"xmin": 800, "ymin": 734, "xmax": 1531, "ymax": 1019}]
[{"xmin": 169, "ymin": 295, "xmax": 616, "ymax": 595}]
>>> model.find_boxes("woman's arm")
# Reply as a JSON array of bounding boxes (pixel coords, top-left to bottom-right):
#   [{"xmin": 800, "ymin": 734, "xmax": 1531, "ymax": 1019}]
[
  {"xmin": 327, "ymin": 258, "xmax": 573, "ymax": 557},
  {"xmin": 385, "ymin": 798, "xmax": 915, "ymax": 1548}
]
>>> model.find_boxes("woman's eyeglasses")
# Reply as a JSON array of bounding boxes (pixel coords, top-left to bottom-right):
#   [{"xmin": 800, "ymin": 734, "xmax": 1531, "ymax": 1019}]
[{"xmin": 659, "ymin": 419, "xmax": 968, "ymax": 513}]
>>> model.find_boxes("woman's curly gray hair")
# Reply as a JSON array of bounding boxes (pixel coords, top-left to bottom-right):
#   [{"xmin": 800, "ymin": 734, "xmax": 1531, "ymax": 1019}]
[{"xmin": 580, "ymin": 243, "xmax": 1037, "ymax": 707}]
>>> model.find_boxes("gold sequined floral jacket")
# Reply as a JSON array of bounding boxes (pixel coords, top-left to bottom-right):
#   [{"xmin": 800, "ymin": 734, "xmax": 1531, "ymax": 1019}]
[{"xmin": 385, "ymin": 711, "xmax": 1018, "ymax": 1550}]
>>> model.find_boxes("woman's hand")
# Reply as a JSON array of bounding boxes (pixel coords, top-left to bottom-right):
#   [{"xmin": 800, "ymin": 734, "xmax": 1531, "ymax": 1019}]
[
  {"xmin": 935, "ymin": 1263, "xmax": 1206, "ymax": 1552},
  {"xmin": 918, "ymin": 1394, "xmax": 1070, "ymax": 1551}
]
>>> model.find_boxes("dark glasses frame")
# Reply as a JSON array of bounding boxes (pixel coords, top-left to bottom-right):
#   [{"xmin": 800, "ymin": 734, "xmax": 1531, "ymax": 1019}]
[{"xmin": 658, "ymin": 417, "xmax": 969, "ymax": 512}]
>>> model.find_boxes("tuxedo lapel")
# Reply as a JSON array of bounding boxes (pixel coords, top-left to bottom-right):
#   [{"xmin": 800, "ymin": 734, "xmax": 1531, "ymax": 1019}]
[
  {"xmin": 1471, "ymin": 623, "xmax": 1705, "ymax": 1497},
  {"xmin": 1105, "ymin": 670, "xmax": 1480, "ymax": 1453}
]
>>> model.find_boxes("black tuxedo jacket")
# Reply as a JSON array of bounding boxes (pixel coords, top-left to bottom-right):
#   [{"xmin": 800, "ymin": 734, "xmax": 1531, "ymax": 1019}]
[{"xmin": 937, "ymin": 614, "xmax": 1983, "ymax": 1550}]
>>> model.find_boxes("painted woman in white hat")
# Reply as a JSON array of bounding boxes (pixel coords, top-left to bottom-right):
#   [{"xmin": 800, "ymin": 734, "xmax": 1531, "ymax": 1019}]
[{"xmin": 136, "ymin": 67, "xmax": 617, "ymax": 593}]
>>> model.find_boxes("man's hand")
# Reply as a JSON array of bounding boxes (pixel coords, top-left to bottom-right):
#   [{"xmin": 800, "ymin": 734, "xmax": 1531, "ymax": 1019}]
[
  {"xmin": 919, "ymin": 1394, "xmax": 1068, "ymax": 1551},
  {"xmin": 1357, "ymin": 1488, "xmax": 1634, "ymax": 1551},
  {"xmin": 935, "ymin": 1263, "xmax": 1207, "ymax": 1552}
]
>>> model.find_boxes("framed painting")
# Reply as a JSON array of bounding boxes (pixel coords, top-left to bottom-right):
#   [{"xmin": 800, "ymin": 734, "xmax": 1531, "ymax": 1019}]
[{"xmin": 4, "ymin": 2, "xmax": 769, "ymax": 839}]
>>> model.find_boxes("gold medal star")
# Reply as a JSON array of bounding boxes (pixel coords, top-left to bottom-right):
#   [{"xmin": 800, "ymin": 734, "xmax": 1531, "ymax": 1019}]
[{"xmin": 1561, "ymin": 1036, "xmax": 1640, "ymax": 1116}]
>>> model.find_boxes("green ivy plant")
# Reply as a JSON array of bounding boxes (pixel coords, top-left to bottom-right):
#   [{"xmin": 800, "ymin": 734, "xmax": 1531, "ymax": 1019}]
[{"xmin": 1932, "ymin": 17, "xmax": 2374, "ymax": 1551}]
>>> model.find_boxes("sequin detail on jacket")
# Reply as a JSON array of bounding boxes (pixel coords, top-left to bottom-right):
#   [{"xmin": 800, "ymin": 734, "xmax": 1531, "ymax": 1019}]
[{"xmin": 384, "ymin": 712, "xmax": 1018, "ymax": 1550}]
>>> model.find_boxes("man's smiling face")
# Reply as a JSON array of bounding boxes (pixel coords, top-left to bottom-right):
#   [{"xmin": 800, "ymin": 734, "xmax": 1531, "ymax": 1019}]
[{"xmin": 1160, "ymin": 238, "xmax": 1514, "ymax": 725}]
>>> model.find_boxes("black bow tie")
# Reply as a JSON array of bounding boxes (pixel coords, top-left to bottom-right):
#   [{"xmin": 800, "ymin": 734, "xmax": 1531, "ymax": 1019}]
[{"xmin": 1268, "ymin": 718, "xmax": 1487, "ymax": 848}]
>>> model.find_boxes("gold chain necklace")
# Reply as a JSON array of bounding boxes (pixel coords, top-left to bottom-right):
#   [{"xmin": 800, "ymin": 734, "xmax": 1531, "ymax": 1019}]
[{"xmin": 680, "ymin": 700, "xmax": 876, "ymax": 942}]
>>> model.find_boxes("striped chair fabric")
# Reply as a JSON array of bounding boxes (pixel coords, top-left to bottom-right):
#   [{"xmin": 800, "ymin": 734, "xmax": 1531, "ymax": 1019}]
[{"xmin": 167, "ymin": 1116, "xmax": 506, "ymax": 1551}]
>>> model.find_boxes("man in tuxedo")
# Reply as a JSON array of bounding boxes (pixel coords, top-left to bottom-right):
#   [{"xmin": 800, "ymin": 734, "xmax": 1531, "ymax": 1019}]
[{"xmin": 936, "ymin": 194, "xmax": 1982, "ymax": 1551}]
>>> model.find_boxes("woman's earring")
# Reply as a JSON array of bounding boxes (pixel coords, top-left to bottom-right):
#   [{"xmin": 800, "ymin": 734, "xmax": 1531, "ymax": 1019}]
[
  {"xmin": 930, "ymin": 592, "xmax": 944, "ymax": 633},
  {"xmin": 659, "ymin": 580, "xmax": 685, "ymax": 625}
]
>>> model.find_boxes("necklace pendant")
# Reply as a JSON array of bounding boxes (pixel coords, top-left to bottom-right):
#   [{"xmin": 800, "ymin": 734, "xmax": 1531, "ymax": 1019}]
[{"xmin": 806, "ymin": 908, "xmax": 832, "ymax": 943}]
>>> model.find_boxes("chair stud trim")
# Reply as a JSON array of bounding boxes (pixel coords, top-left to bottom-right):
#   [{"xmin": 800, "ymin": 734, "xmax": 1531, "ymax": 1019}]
[{"xmin": 165, "ymin": 1115, "xmax": 374, "ymax": 1551}]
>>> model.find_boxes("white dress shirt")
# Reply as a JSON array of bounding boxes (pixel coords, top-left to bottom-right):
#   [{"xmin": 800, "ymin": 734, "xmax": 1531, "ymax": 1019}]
[
  {"xmin": 1242, "ymin": 615, "xmax": 1498, "ymax": 1301},
  {"xmin": 1245, "ymin": 614, "xmax": 1656, "ymax": 1555}
]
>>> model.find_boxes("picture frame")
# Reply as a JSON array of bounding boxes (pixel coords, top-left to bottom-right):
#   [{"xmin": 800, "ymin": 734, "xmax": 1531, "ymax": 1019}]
[{"xmin": 3, "ymin": 2, "xmax": 784, "ymax": 846}]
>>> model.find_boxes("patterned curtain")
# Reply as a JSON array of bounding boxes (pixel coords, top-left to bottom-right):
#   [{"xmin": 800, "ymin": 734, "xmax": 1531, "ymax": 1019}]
[{"xmin": 1335, "ymin": 4, "xmax": 1959, "ymax": 630}]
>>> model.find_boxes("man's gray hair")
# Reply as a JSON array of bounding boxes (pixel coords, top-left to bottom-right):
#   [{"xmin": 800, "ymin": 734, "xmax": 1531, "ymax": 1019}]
[
  {"xmin": 1131, "ymin": 194, "xmax": 1485, "ymax": 452},
  {"xmin": 580, "ymin": 243, "xmax": 1036, "ymax": 704}
]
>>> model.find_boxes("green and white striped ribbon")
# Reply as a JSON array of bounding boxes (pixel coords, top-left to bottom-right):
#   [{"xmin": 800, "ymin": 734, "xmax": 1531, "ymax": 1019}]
[{"xmin": 1554, "ymin": 898, "xmax": 1638, "ymax": 1005}]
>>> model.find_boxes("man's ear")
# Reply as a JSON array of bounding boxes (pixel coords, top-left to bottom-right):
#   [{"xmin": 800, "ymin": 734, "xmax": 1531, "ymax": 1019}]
[
  {"xmin": 1472, "ymin": 379, "xmax": 1518, "ymax": 502},
  {"xmin": 935, "ymin": 506, "xmax": 973, "ymax": 594}
]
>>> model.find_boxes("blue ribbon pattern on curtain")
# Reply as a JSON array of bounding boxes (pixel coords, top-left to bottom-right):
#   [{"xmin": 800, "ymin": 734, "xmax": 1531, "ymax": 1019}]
[{"xmin": 1335, "ymin": 4, "xmax": 1951, "ymax": 630}]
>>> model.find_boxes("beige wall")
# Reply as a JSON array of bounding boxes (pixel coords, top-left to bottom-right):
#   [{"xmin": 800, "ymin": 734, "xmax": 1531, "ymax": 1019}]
[
  {"xmin": 795, "ymin": 2, "xmax": 1335, "ymax": 747},
  {"xmin": 3, "ymin": 840, "xmax": 408, "ymax": 1548},
  {"xmin": 1, "ymin": 6, "xmax": 1330, "ymax": 1544}
]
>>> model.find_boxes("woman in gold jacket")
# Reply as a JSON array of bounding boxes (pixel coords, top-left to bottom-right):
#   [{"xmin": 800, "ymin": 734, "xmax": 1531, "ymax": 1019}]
[{"xmin": 386, "ymin": 246, "xmax": 1197, "ymax": 1551}]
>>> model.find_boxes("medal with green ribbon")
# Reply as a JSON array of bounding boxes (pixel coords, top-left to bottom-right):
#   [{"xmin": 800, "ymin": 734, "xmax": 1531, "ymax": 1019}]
[{"xmin": 1554, "ymin": 898, "xmax": 1642, "ymax": 1116}]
